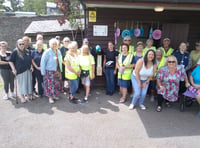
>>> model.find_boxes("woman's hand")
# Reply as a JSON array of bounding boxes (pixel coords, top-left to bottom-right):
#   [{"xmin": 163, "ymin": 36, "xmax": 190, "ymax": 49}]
[
  {"xmin": 138, "ymin": 82, "xmax": 142, "ymax": 88},
  {"xmin": 159, "ymin": 85, "xmax": 166, "ymax": 91},
  {"xmin": 12, "ymin": 69, "xmax": 17, "ymax": 76},
  {"xmin": 30, "ymin": 66, "xmax": 34, "ymax": 72},
  {"xmin": 113, "ymin": 69, "xmax": 117, "ymax": 75},
  {"xmin": 185, "ymin": 82, "xmax": 190, "ymax": 88},
  {"xmin": 76, "ymin": 70, "xmax": 81, "ymax": 76}
]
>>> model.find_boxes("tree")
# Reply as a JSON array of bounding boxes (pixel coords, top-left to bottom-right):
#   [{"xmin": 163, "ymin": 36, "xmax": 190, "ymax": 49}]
[
  {"xmin": 23, "ymin": 0, "xmax": 54, "ymax": 15},
  {"xmin": 55, "ymin": 0, "xmax": 83, "ymax": 40}
]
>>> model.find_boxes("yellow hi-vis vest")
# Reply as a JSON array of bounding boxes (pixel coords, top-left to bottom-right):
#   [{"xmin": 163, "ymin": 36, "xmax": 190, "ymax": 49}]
[
  {"xmin": 142, "ymin": 46, "xmax": 156, "ymax": 56},
  {"xmin": 65, "ymin": 54, "xmax": 80, "ymax": 80},
  {"xmin": 161, "ymin": 47, "xmax": 174, "ymax": 57},
  {"xmin": 155, "ymin": 56, "xmax": 166, "ymax": 76},
  {"xmin": 119, "ymin": 45, "xmax": 135, "ymax": 55},
  {"xmin": 79, "ymin": 55, "xmax": 95, "ymax": 79},
  {"xmin": 117, "ymin": 54, "xmax": 134, "ymax": 80}
]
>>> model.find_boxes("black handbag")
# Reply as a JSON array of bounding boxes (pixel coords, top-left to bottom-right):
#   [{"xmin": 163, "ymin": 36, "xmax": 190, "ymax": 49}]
[{"xmin": 80, "ymin": 70, "xmax": 89, "ymax": 78}]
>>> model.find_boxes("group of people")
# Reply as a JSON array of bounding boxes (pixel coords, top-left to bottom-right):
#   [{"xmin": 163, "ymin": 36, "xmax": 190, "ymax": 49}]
[
  {"xmin": 0, "ymin": 35, "xmax": 200, "ymax": 116},
  {"xmin": 103, "ymin": 36, "xmax": 200, "ymax": 116}
]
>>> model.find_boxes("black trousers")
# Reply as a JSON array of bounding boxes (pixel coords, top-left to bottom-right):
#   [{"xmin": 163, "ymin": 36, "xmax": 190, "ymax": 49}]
[
  {"xmin": 157, "ymin": 94, "xmax": 169, "ymax": 107},
  {"xmin": 1, "ymin": 69, "xmax": 14, "ymax": 93}
]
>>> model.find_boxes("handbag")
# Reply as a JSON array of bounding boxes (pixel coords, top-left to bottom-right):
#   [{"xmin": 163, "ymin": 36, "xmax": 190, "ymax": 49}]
[{"xmin": 80, "ymin": 70, "xmax": 89, "ymax": 78}]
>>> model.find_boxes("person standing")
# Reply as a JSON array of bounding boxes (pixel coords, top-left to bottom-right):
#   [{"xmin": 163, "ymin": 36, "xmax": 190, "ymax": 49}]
[
  {"xmin": 190, "ymin": 41, "xmax": 200, "ymax": 68},
  {"xmin": 9, "ymin": 39, "xmax": 33, "ymax": 103},
  {"xmin": 103, "ymin": 41, "xmax": 118, "ymax": 95},
  {"xmin": 40, "ymin": 38, "xmax": 63, "ymax": 104},
  {"xmin": 129, "ymin": 49, "xmax": 157, "ymax": 110},
  {"xmin": 79, "ymin": 45, "xmax": 95, "ymax": 103},
  {"xmin": 64, "ymin": 43, "xmax": 81, "ymax": 103},
  {"xmin": 119, "ymin": 36, "xmax": 135, "ymax": 54},
  {"xmin": 117, "ymin": 43, "xmax": 134, "ymax": 103},
  {"xmin": 59, "ymin": 37, "xmax": 70, "ymax": 91},
  {"xmin": 143, "ymin": 38, "xmax": 156, "ymax": 56},
  {"xmin": 160, "ymin": 38, "xmax": 174, "ymax": 58},
  {"xmin": 0, "ymin": 41, "xmax": 15, "ymax": 100},
  {"xmin": 31, "ymin": 40, "xmax": 44, "ymax": 97}
]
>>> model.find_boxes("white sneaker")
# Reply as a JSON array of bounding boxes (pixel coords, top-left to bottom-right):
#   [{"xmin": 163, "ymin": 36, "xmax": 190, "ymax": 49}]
[
  {"xmin": 128, "ymin": 104, "xmax": 134, "ymax": 110},
  {"xmin": 139, "ymin": 104, "xmax": 146, "ymax": 110},
  {"xmin": 150, "ymin": 96, "xmax": 155, "ymax": 102},
  {"xmin": 3, "ymin": 94, "xmax": 9, "ymax": 100},
  {"xmin": 11, "ymin": 92, "xmax": 16, "ymax": 98},
  {"xmin": 84, "ymin": 98, "xmax": 88, "ymax": 101},
  {"xmin": 49, "ymin": 98, "xmax": 54, "ymax": 104}
]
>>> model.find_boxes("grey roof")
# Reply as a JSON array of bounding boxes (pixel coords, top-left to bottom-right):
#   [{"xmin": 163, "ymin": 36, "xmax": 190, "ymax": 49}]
[{"xmin": 24, "ymin": 19, "xmax": 84, "ymax": 34}]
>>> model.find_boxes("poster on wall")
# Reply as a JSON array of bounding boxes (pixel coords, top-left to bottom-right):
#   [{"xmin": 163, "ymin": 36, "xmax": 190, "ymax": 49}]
[
  {"xmin": 93, "ymin": 25, "xmax": 108, "ymax": 36},
  {"xmin": 89, "ymin": 11, "xmax": 96, "ymax": 22}
]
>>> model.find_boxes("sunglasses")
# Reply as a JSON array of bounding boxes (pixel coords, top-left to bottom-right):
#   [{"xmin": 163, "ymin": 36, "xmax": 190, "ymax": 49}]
[
  {"xmin": 19, "ymin": 43, "xmax": 24, "ymax": 46},
  {"xmin": 64, "ymin": 40, "xmax": 69, "ymax": 42},
  {"xmin": 168, "ymin": 61, "xmax": 176, "ymax": 63},
  {"xmin": 124, "ymin": 40, "xmax": 131, "ymax": 41}
]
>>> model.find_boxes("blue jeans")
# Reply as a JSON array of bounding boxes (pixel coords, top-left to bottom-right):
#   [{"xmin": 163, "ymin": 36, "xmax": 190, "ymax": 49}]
[
  {"xmin": 131, "ymin": 74, "xmax": 149, "ymax": 105},
  {"xmin": 69, "ymin": 79, "xmax": 79, "ymax": 97},
  {"xmin": 104, "ymin": 68, "xmax": 115, "ymax": 94}
]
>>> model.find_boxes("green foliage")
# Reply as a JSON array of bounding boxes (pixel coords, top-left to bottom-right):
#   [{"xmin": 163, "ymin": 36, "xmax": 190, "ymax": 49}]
[{"xmin": 23, "ymin": 0, "xmax": 54, "ymax": 15}]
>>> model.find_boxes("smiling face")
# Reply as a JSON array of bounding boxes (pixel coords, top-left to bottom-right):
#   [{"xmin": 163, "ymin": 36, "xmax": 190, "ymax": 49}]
[
  {"xmin": 179, "ymin": 42, "xmax": 187, "ymax": 52},
  {"xmin": 156, "ymin": 50, "xmax": 163, "ymax": 61},
  {"xmin": 108, "ymin": 42, "xmax": 114, "ymax": 51},
  {"xmin": 167, "ymin": 56, "xmax": 177, "ymax": 68},
  {"xmin": 17, "ymin": 39, "xmax": 25, "ymax": 51},
  {"xmin": 121, "ymin": 45, "xmax": 128, "ymax": 54},
  {"xmin": 147, "ymin": 50, "xmax": 155, "ymax": 62}
]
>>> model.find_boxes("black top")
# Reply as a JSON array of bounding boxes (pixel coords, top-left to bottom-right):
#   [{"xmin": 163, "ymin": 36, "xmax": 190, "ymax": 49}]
[
  {"xmin": 31, "ymin": 50, "xmax": 44, "ymax": 67},
  {"xmin": 9, "ymin": 49, "xmax": 32, "ymax": 75},
  {"xmin": 173, "ymin": 50, "xmax": 189, "ymax": 68},
  {"xmin": 59, "ymin": 46, "xmax": 68, "ymax": 60},
  {"xmin": 0, "ymin": 52, "xmax": 11, "ymax": 70},
  {"xmin": 105, "ymin": 50, "xmax": 119, "ymax": 69}
]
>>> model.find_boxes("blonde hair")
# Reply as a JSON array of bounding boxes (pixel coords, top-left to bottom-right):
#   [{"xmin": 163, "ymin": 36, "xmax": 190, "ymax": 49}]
[
  {"xmin": 80, "ymin": 45, "xmax": 90, "ymax": 55},
  {"xmin": 166, "ymin": 55, "xmax": 178, "ymax": 66}
]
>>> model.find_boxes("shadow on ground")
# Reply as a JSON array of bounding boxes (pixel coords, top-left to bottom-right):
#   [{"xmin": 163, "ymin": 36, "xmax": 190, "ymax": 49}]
[
  {"xmin": 9, "ymin": 88, "xmax": 120, "ymax": 115},
  {"xmin": 130, "ymin": 96, "xmax": 200, "ymax": 138}
]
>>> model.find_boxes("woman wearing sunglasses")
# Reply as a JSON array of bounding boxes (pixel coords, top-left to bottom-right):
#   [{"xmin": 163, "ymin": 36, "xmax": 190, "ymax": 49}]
[
  {"xmin": 156, "ymin": 55, "xmax": 190, "ymax": 112},
  {"xmin": 9, "ymin": 39, "xmax": 33, "ymax": 103}
]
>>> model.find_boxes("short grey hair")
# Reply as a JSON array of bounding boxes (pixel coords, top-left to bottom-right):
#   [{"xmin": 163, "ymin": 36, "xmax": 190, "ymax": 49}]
[
  {"xmin": 49, "ymin": 38, "xmax": 58, "ymax": 48},
  {"xmin": 63, "ymin": 37, "xmax": 70, "ymax": 43}
]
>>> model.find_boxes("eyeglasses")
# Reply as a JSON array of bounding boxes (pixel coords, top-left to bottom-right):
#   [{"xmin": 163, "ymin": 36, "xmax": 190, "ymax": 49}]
[
  {"xmin": 168, "ymin": 61, "xmax": 176, "ymax": 63},
  {"xmin": 19, "ymin": 43, "xmax": 24, "ymax": 46},
  {"xmin": 124, "ymin": 40, "xmax": 131, "ymax": 42}
]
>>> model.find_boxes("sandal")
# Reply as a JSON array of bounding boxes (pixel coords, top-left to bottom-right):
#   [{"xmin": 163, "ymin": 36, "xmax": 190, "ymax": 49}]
[{"xmin": 156, "ymin": 106, "xmax": 162, "ymax": 112}]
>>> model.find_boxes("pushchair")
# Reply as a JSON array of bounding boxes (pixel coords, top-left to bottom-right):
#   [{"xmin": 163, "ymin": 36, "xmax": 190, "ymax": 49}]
[{"xmin": 180, "ymin": 87, "xmax": 196, "ymax": 112}]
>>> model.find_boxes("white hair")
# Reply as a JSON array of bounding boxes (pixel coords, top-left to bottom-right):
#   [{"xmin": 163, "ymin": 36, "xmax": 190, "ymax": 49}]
[
  {"xmin": 63, "ymin": 37, "xmax": 70, "ymax": 43},
  {"xmin": 49, "ymin": 38, "xmax": 58, "ymax": 48}
]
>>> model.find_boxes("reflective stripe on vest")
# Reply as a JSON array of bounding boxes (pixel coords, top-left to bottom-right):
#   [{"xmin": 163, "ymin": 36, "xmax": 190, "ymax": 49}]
[{"xmin": 117, "ymin": 54, "xmax": 133, "ymax": 80}]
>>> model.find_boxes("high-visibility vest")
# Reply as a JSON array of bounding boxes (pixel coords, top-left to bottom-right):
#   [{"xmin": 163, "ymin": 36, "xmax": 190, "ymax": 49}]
[
  {"xmin": 161, "ymin": 47, "xmax": 174, "ymax": 57},
  {"xmin": 142, "ymin": 46, "xmax": 156, "ymax": 56},
  {"xmin": 119, "ymin": 45, "xmax": 135, "ymax": 55},
  {"xmin": 65, "ymin": 54, "xmax": 80, "ymax": 80},
  {"xmin": 79, "ymin": 54, "xmax": 95, "ymax": 79},
  {"xmin": 117, "ymin": 54, "xmax": 134, "ymax": 80},
  {"xmin": 155, "ymin": 56, "xmax": 166, "ymax": 76}
]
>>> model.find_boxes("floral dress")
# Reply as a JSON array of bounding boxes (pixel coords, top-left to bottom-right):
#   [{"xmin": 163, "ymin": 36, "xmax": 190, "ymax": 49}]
[{"xmin": 157, "ymin": 65, "xmax": 186, "ymax": 102}]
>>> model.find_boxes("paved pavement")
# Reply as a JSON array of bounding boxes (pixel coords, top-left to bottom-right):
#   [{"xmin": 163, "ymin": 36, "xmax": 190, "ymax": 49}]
[{"xmin": 0, "ymin": 87, "xmax": 200, "ymax": 148}]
